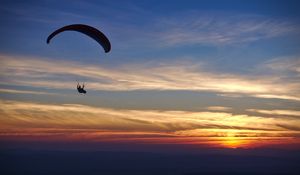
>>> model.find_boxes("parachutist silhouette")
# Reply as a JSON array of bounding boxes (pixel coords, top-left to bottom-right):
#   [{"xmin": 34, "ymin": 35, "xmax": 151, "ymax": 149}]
[{"xmin": 77, "ymin": 82, "xmax": 87, "ymax": 94}]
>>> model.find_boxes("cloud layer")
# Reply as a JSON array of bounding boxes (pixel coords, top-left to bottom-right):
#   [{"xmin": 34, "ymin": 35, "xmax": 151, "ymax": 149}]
[
  {"xmin": 148, "ymin": 13, "xmax": 299, "ymax": 47},
  {"xmin": 1, "ymin": 54, "xmax": 299, "ymax": 101},
  {"xmin": 1, "ymin": 99, "xmax": 299, "ymax": 134},
  {"xmin": 1, "ymin": 99, "xmax": 299, "ymax": 148}
]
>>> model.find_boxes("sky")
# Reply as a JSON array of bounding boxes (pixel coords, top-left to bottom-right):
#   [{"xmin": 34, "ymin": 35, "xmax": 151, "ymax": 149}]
[{"xmin": 1, "ymin": 0, "xmax": 300, "ymax": 153}]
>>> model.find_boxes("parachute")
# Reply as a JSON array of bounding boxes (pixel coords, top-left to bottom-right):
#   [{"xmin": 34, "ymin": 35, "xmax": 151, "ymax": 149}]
[{"xmin": 47, "ymin": 24, "xmax": 111, "ymax": 53}]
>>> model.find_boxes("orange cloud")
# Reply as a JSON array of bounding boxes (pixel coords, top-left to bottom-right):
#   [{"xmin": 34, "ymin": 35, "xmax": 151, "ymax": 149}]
[{"xmin": 1, "ymin": 100, "xmax": 300, "ymax": 148}]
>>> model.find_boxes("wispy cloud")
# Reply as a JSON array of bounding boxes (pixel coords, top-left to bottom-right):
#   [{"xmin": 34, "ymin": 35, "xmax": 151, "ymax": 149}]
[
  {"xmin": 205, "ymin": 106, "xmax": 232, "ymax": 112},
  {"xmin": 1, "ymin": 99, "xmax": 299, "ymax": 135},
  {"xmin": 154, "ymin": 13, "xmax": 298, "ymax": 46},
  {"xmin": 0, "ymin": 88, "xmax": 56, "ymax": 95},
  {"xmin": 247, "ymin": 109, "xmax": 300, "ymax": 117},
  {"xmin": 262, "ymin": 56, "xmax": 300, "ymax": 77},
  {"xmin": 1, "ymin": 54, "xmax": 300, "ymax": 101},
  {"xmin": 253, "ymin": 94, "xmax": 300, "ymax": 101},
  {"xmin": 11, "ymin": 6, "xmax": 297, "ymax": 47}
]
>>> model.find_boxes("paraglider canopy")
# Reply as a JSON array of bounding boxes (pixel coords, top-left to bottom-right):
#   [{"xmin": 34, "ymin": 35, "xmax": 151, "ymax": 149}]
[{"xmin": 47, "ymin": 24, "xmax": 111, "ymax": 53}]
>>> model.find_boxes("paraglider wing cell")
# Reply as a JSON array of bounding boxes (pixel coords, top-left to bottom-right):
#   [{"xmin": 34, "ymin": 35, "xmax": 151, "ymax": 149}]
[{"xmin": 47, "ymin": 24, "xmax": 111, "ymax": 53}]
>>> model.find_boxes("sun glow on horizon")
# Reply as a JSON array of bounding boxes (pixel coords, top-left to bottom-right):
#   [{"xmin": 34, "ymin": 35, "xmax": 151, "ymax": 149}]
[{"xmin": 0, "ymin": 99, "xmax": 300, "ymax": 150}]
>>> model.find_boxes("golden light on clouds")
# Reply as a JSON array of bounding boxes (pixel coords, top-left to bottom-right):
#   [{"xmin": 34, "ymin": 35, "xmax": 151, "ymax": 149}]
[
  {"xmin": 1, "ymin": 100, "xmax": 299, "ymax": 149},
  {"xmin": 247, "ymin": 109, "xmax": 300, "ymax": 117},
  {"xmin": 1, "ymin": 54, "xmax": 300, "ymax": 149},
  {"xmin": 1, "ymin": 54, "xmax": 300, "ymax": 101},
  {"xmin": 206, "ymin": 106, "xmax": 232, "ymax": 111}
]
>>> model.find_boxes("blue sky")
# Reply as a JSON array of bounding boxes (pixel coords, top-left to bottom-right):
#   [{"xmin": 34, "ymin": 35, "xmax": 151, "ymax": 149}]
[
  {"xmin": 1, "ymin": 0, "xmax": 300, "ymax": 64},
  {"xmin": 1, "ymin": 0, "xmax": 300, "ymax": 102},
  {"xmin": 1, "ymin": 0, "xmax": 300, "ymax": 150}
]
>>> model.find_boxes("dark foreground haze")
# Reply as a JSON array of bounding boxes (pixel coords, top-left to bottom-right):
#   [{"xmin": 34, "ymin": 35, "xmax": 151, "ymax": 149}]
[{"xmin": 1, "ymin": 141, "xmax": 300, "ymax": 175}]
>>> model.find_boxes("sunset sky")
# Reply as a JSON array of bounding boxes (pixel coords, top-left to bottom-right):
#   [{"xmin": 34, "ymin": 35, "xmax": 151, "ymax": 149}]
[{"xmin": 1, "ymin": 0, "xmax": 300, "ymax": 152}]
